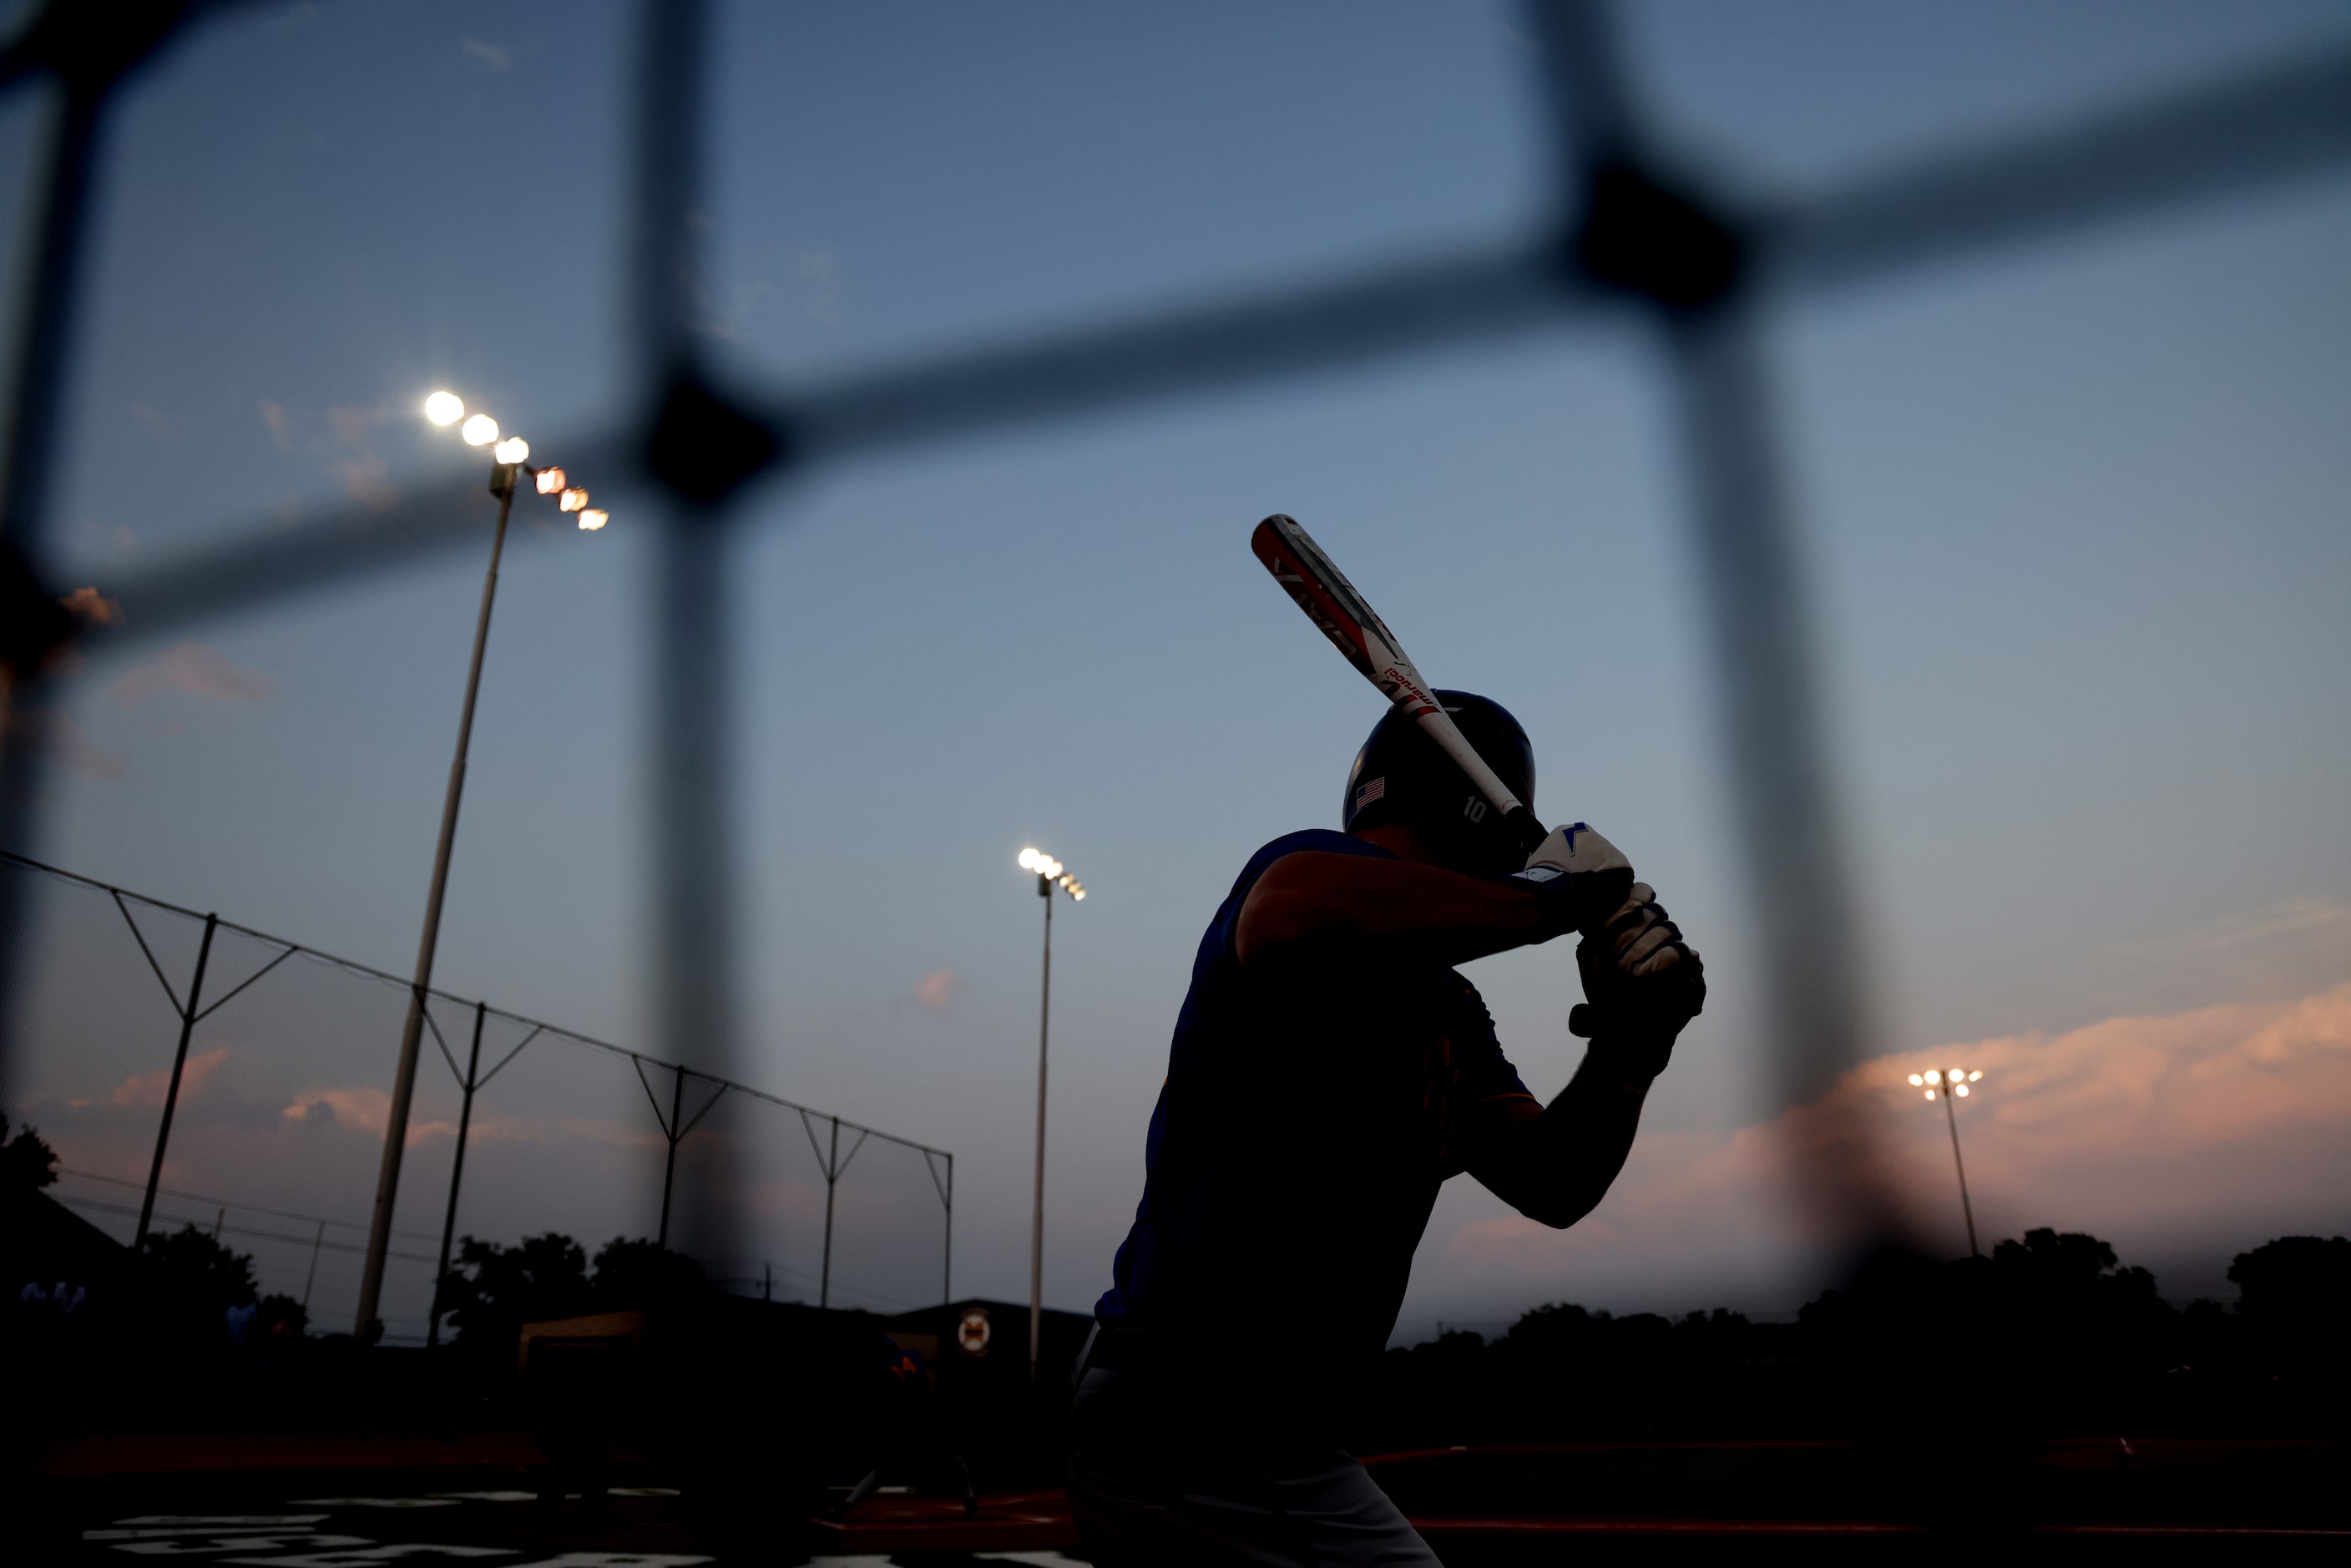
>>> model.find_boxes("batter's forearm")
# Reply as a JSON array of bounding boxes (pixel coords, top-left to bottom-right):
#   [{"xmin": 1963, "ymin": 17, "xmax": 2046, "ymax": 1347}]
[
  {"xmin": 1236, "ymin": 850, "xmax": 1548, "ymax": 969},
  {"xmin": 1507, "ymin": 1044, "xmax": 1654, "ymax": 1228}
]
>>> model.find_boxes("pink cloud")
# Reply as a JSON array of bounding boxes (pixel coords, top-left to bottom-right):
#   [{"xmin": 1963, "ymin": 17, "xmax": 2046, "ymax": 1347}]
[
  {"xmin": 282, "ymin": 1086, "xmax": 452, "ymax": 1146},
  {"xmin": 913, "ymin": 969, "xmax": 964, "ymax": 1011},
  {"xmin": 281, "ymin": 1088, "xmax": 657, "ymax": 1153},
  {"xmin": 1437, "ymin": 982, "xmax": 2351, "ymax": 1282},
  {"xmin": 111, "ymin": 640, "xmax": 277, "ymax": 706},
  {"xmin": 109, "ymin": 1045, "xmax": 230, "ymax": 1107}
]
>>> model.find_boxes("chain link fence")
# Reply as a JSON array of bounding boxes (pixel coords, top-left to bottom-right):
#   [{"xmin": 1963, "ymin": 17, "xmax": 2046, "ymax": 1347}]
[{"xmin": 6, "ymin": 851, "xmax": 951, "ymax": 1344}]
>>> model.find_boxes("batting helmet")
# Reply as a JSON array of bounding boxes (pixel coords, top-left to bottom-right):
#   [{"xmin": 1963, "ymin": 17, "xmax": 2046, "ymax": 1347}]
[{"xmin": 1342, "ymin": 690, "xmax": 1535, "ymax": 876}]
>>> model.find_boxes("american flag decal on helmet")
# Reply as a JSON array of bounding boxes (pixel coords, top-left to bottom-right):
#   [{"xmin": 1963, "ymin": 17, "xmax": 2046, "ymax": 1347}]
[{"xmin": 1354, "ymin": 776, "xmax": 1387, "ymax": 809}]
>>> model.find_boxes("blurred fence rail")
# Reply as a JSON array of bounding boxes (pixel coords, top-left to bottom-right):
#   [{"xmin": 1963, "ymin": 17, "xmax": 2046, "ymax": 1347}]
[{"xmin": 3, "ymin": 850, "xmax": 953, "ymax": 1345}]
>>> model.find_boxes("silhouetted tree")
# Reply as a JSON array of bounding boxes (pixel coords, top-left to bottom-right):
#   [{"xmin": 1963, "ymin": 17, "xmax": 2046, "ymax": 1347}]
[
  {"xmin": 437, "ymin": 1232, "xmax": 591, "ymax": 1351},
  {"xmin": 2228, "ymin": 1235, "xmax": 2351, "ymax": 1378},
  {"xmin": 256, "ymin": 1292, "xmax": 308, "ymax": 1339},
  {"xmin": 140, "ymin": 1223, "xmax": 258, "ymax": 1337},
  {"xmin": 589, "ymin": 1236, "xmax": 706, "ymax": 1308},
  {"xmin": 1, "ymin": 1117, "xmax": 58, "ymax": 1192}
]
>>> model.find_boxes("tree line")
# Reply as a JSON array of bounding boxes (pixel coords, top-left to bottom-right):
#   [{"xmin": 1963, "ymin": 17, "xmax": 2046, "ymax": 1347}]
[{"xmin": 1359, "ymin": 1227, "xmax": 2351, "ymax": 1446}]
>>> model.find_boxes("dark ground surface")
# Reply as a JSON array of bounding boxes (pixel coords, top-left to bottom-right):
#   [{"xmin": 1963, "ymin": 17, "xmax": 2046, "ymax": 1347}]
[{"xmin": 22, "ymin": 1434, "xmax": 2351, "ymax": 1565}]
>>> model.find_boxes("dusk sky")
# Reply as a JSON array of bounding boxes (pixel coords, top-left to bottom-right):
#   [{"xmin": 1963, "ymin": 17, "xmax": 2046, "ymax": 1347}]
[{"xmin": 5, "ymin": 1, "xmax": 2348, "ymax": 1342}]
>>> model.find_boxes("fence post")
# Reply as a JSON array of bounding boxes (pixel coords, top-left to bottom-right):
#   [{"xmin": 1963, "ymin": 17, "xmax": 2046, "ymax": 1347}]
[
  {"xmin": 819, "ymin": 1115, "xmax": 840, "ymax": 1309},
  {"xmin": 301, "ymin": 1218, "xmax": 325, "ymax": 1311},
  {"xmin": 134, "ymin": 912, "xmax": 216, "ymax": 1251},
  {"xmin": 657, "ymin": 1063, "xmax": 685, "ymax": 1250},
  {"xmin": 427, "ymin": 1001, "xmax": 487, "ymax": 1349}
]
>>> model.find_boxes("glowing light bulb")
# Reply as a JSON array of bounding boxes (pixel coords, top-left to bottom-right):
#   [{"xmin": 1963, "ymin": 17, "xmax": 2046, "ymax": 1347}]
[
  {"xmin": 559, "ymin": 488, "xmax": 589, "ymax": 513},
  {"xmin": 1954, "ymin": 1084, "xmax": 1969, "ymax": 1097},
  {"xmin": 1909, "ymin": 1074, "xmax": 1924, "ymax": 1086},
  {"xmin": 1969, "ymin": 1070, "xmax": 1982, "ymax": 1082},
  {"xmin": 493, "ymin": 436, "xmax": 529, "ymax": 463},
  {"xmin": 424, "ymin": 391, "xmax": 464, "ymax": 426},
  {"xmin": 1924, "ymin": 1070, "xmax": 1942, "ymax": 1085},
  {"xmin": 535, "ymin": 466, "xmax": 566, "ymax": 494},
  {"xmin": 461, "ymin": 413, "xmax": 499, "ymax": 446},
  {"xmin": 578, "ymin": 508, "xmax": 609, "ymax": 531},
  {"xmin": 1925, "ymin": 1089, "xmax": 1938, "ymax": 1100}
]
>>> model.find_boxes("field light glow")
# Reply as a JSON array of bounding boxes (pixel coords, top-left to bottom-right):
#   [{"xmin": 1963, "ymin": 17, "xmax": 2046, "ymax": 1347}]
[
  {"xmin": 578, "ymin": 508, "xmax": 609, "ymax": 531},
  {"xmin": 460, "ymin": 413, "xmax": 499, "ymax": 446},
  {"xmin": 493, "ymin": 437, "xmax": 528, "ymax": 463},
  {"xmin": 423, "ymin": 391, "xmax": 463, "ymax": 425},
  {"xmin": 559, "ymin": 488, "xmax": 589, "ymax": 513},
  {"xmin": 535, "ymin": 467, "xmax": 565, "ymax": 494}
]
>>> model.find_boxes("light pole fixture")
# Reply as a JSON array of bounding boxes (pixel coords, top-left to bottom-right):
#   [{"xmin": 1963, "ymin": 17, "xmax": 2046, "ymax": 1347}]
[
  {"xmin": 352, "ymin": 390, "xmax": 615, "ymax": 1345},
  {"xmin": 1909, "ymin": 1066, "xmax": 1985, "ymax": 1258},
  {"xmin": 1016, "ymin": 845, "xmax": 1084, "ymax": 1383}
]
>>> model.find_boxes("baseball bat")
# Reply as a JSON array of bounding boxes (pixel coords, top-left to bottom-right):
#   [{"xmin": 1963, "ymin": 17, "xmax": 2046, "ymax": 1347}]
[{"xmin": 1250, "ymin": 513, "xmax": 1547, "ymax": 855}]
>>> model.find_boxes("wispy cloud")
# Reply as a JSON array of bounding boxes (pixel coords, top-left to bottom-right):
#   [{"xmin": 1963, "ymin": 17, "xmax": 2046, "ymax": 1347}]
[
  {"xmin": 282, "ymin": 1085, "xmax": 453, "ymax": 1146},
  {"xmin": 2099, "ymin": 896, "xmax": 2348, "ymax": 964},
  {"xmin": 112, "ymin": 640, "xmax": 278, "ymax": 706},
  {"xmin": 463, "ymin": 38, "xmax": 510, "ymax": 72},
  {"xmin": 913, "ymin": 968, "xmax": 965, "ymax": 1011},
  {"xmin": 108, "ymin": 1046, "xmax": 231, "ymax": 1108},
  {"xmin": 281, "ymin": 1085, "xmax": 659, "ymax": 1153}
]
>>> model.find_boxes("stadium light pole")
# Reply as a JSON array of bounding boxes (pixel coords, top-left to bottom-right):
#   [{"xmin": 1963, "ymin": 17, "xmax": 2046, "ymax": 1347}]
[
  {"xmin": 1909, "ymin": 1067, "xmax": 1985, "ymax": 1258},
  {"xmin": 1016, "ymin": 847, "xmax": 1084, "ymax": 1382},
  {"xmin": 352, "ymin": 392, "xmax": 611, "ymax": 1343}
]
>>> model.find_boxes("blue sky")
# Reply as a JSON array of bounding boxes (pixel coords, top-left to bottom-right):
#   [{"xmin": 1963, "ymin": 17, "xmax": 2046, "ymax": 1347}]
[{"xmin": 6, "ymin": 1, "xmax": 2349, "ymax": 1340}]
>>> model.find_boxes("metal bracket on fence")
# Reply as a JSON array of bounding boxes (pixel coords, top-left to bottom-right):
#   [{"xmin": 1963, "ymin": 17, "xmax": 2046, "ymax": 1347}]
[
  {"xmin": 420, "ymin": 1004, "xmax": 549, "ymax": 1350},
  {"xmin": 798, "ymin": 1109, "xmax": 871, "ymax": 1310},
  {"xmin": 638, "ymin": 1058, "xmax": 728, "ymax": 1251},
  {"xmin": 108, "ymin": 891, "xmax": 307, "ymax": 1250},
  {"xmin": 923, "ymin": 1148, "xmax": 954, "ymax": 1304}
]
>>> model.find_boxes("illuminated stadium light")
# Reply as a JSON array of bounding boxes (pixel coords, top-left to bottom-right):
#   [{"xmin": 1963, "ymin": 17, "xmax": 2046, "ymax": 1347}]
[
  {"xmin": 1920, "ymin": 1064, "xmax": 1984, "ymax": 1255},
  {"xmin": 1017, "ymin": 842, "xmax": 1086, "ymax": 1381},
  {"xmin": 578, "ymin": 508, "xmax": 609, "ymax": 532},
  {"xmin": 559, "ymin": 488, "xmax": 589, "ymax": 513},
  {"xmin": 460, "ymin": 412, "xmax": 499, "ymax": 446},
  {"xmin": 535, "ymin": 467, "xmax": 566, "ymax": 494},
  {"xmin": 423, "ymin": 390, "xmax": 463, "ymax": 425},
  {"xmin": 493, "ymin": 437, "xmax": 529, "ymax": 463},
  {"xmin": 1909, "ymin": 1074, "xmax": 1924, "ymax": 1086}
]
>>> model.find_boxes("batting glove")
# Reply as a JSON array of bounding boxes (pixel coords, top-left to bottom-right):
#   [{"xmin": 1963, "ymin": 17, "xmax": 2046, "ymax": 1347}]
[
  {"xmin": 1569, "ymin": 883, "xmax": 1706, "ymax": 1077},
  {"xmin": 1506, "ymin": 822, "xmax": 1635, "ymax": 941}
]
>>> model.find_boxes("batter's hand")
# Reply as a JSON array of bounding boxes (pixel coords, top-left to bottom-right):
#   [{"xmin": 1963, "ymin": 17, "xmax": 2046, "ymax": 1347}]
[
  {"xmin": 1568, "ymin": 883, "xmax": 1705, "ymax": 1071},
  {"xmin": 1509, "ymin": 823, "xmax": 1635, "ymax": 940}
]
